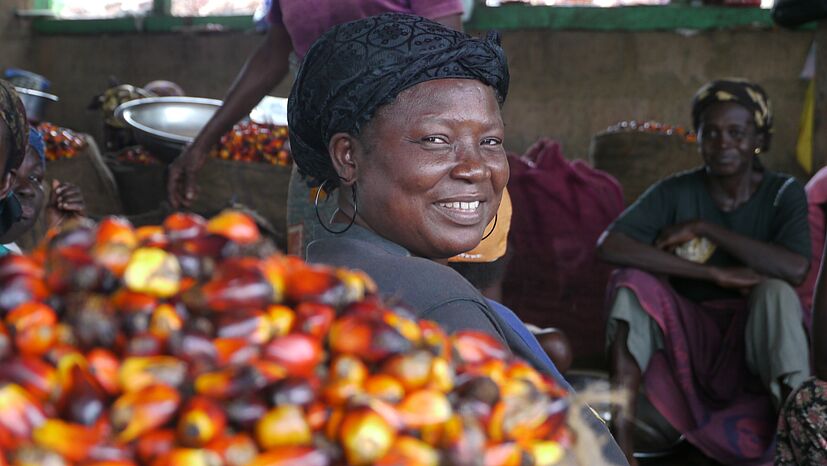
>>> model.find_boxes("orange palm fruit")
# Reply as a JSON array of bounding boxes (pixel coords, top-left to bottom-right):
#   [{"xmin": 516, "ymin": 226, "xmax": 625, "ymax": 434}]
[
  {"xmin": 216, "ymin": 310, "xmax": 273, "ymax": 344},
  {"xmin": 0, "ymin": 357, "xmax": 58, "ymax": 401},
  {"xmin": 194, "ymin": 360, "xmax": 286, "ymax": 399},
  {"xmin": 177, "ymin": 396, "xmax": 227, "ymax": 448},
  {"xmin": 0, "ymin": 274, "xmax": 48, "ymax": 315},
  {"xmin": 339, "ymin": 406, "xmax": 397, "ymax": 466},
  {"xmin": 93, "ymin": 217, "xmax": 137, "ymax": 276},
  {"xmin": 255, "ymin": 405, "xmax": 312, "ymax": 450},
  {"xmin": 0, "ymin": 325, "xmax": 11, "ymax": 361},
  {"xmin": 328, "ymin": 315, "xmax": 411, "ymax": 363},
  {"xmin": 483, "ymin": 442, "xmax": 526, "ymax": 466},
  {"xmin": 149, "ymin": 304, "xmax": 184, "ymax": 341},
  {"xmin": 528, "ymin": 440, "xmax": 565, "ymax": 466},
  {"xmin": 111, "ymin": 384, "xmax": 181, "ymax": 443},
  {"xmin": 294, "ymin": 302, "xmax": 335, "ymax": 339},
  {"xmin": 151, "ymin": 448, "xmax": 222, "ymax": 466},
  {"xmin": 381, "ymin": 308, "xmax": 421, "ymax": 345},
  {"xmin": 123, "ymin": 247, "xmax": 181, "ymax": 298},
  {"xmin": 376, "ymin": 435, "xmax": 439, "ymax": 466},
  {"xmin": 397, "ymin": 389, "xmax": 452, "ymax": 430},
  {"xmin": 84, "ymin": 461, "xmax": 138, "ymax": 466},
  {"xmin": 56, "ymin": 365, "xmax": 108, "ymax": 425},
  {"xmin": 6, "ymin": 302, "xmax": 57, "ymax": 357},
  {"xmin": 284, "ymin": 265, "xmax": 345, "ymax": 305},
  {"xmin": 258, "ymin": 256, "xmax": 286, "ymax": 304},
  {"xmin": 214, "ymin": 337, "xmax": 260, "ymax": 367},
  {"xmin": 206, "ymin": 210, "xmax": 261, "ymax": 245},
  {"xmin": 323, "ymin": 355, "xmax": 367, "ymax": 406},
  {"xmin": 305, "ymin": 402, "xmax": 329, "ymax": 431},
  {"xmin": 0, "ymin": 383, "xmax": 47, "ymax": 449},
  {"xmin": 206, "ymin": 434, "xmax": 258, "ymax": 466},
  {"xmin": 452, "ymin": 331, "xmax": 509, "ymax": 366},
  {"xmin": 32, "ymin": 419, "xmax": 102, "ymax": 462},
  {"xmin": 163, "ymin": 212, "xmax": 207, "ymax": 242},
  {"xmin": 9, "ymin": 445, "xmax": 68, "ymax": 466},
  {"xmin": 135, "ymin": 225, "xmax": 169, "ymax": 248},
  {"xmin": 118, "ymin": 356, "xmax": 187, "ymax": 392},
  {"xmin": 136, "ymin": 429, "xmax": 176, "ymax": 465},
  {"xmin": 188, "ymin": 275, "xmax": 274, "ymax": 313},
  {"xmin": 364, "ymin": 375, "xmax": 405, "ymax": 404},
  {"xmin": 263, "ymin": 334, "xmax": 323, "ymax": 377},
  {"xmin": 427, "ymin": 357, "xmax": 454, "ymax": 393},
  {"xmin": 381, "ymin": 350, "xmax": 434, "ymax": 392},
  {"xmin": 266, "ymin": 305, "xmax": 295, "ymax": 337},
  {"xmin": 418, "ymin": 320, "xmax": 451, "ymax": 361},
  {"xmin": 246, "ymin": 446, "xmax": 329, "ymax": 466}
]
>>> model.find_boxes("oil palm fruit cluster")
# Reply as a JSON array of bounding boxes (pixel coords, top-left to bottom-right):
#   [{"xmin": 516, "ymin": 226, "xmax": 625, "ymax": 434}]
[
  {"xmin": 0, "ymin": 210, "xmax": 574, "ymax": 466},
  {"xmin": 209, "ymin": 122, "xmax": 291, "ymax": 166}
]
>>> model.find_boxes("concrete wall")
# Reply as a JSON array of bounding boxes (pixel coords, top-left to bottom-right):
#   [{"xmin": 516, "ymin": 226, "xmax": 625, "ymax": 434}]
[{"xmin": 1, "ymin": 2, "xmax": 817, "ymax": 179}]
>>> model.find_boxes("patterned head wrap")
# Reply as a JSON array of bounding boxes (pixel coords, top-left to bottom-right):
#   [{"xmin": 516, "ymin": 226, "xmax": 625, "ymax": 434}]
[
  {"xmin": 691, "ymin": 78, "xmax": 773, "ymax": 151},
  {"xmin": 0, "ymin": 79, "xmax": 29, "ymax": 172},
  {"xmin": 28, "ymin": 128, "xmax": 45, "ymax": 166},
  {"xmin": 288, "ymin": 13, "xmax": 510, "ymax": 188}
]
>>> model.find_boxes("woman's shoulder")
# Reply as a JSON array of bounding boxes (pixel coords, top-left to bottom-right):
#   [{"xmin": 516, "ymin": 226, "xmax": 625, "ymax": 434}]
[{"xmin": 759, "ymin": 171, "xmax": 805, "ymax": 206}]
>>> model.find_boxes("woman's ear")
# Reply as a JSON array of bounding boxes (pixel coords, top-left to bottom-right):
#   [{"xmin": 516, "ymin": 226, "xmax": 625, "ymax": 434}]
[
  {"xmin": 328, "ymin": 133, "xmax": 358, "ymax": 186},
  {"xmin": 755, "ymin": 133, "xmax": 766, "ymax": 153}
]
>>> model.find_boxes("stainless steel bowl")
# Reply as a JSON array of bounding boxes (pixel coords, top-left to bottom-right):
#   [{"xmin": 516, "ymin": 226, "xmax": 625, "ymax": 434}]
[
  {"xmin": 115, "ymin": 96, "xmax": 223, "ymax": 162},
  {"xmin": 14, "ymin": 87, "xmax": 59, "ymax": 123}
]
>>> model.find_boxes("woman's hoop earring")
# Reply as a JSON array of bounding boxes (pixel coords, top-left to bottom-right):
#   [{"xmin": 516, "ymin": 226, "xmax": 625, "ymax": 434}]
[
  {"xmin": 314, "ymin": 179, "xmax": 357, "ymax": 235},
  {"xmin": 754, "ymin": 147, "xmax": 761, "ymax": 155},
  {"xmin": 481, "ymin": 214, "xmax": 498, "ymax": 241}
]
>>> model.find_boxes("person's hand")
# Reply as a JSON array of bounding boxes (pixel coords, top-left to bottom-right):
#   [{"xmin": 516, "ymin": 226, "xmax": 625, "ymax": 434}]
[
  {"xmin": 655, "ymin": 220, "xmax": 706, "ymax": 251},
  {"xmin": 709, "ymin": 266, "xmax": 764, "ymax": 292},
  {"xmin": 47, "ymin": 179, "xmax": 85, "ymax": 228},
  {"xmin": 167, "ymin": 142, "xmax": 209, "ymax": 209}
]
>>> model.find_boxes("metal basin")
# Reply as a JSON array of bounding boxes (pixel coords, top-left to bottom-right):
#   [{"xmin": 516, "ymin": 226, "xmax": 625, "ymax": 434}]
[
  {"xmin": 14, "ymin": 87, "xmax": 59, "ymax": 123},
  {"xmin": 115, "ymin": 96, "xmax": 222, "ymax": 162},
  {"xmin": 249, "ymin": 96, "xmax": 288, "ymax": 126}
]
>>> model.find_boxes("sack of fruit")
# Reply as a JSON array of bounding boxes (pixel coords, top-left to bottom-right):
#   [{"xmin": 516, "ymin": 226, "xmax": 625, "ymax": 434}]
[{"xmin": 0, "ymin": 210, "xmax": 616, "ymax": 466}]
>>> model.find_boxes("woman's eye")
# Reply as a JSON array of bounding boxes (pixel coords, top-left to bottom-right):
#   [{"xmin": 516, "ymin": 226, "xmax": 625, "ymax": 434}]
[
  {"xmin": 481, "ymin": 138, "xmax": 502, "ymax": 146},
  {"xmin": 28, "ymin": 176, "xmax": 43, "ymax": 185},
  {"xmin": 422, "ymin": 136, "xmax": 448, "ymax": 144}
]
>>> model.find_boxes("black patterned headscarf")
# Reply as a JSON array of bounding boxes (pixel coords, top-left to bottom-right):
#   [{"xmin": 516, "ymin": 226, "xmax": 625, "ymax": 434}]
[
  {"xmin": 0, "ymin": 79, "xmax": 28, "ymax": 173},
  {"xmin": 691, "ymin": 78, "xmax": 773, "ymax": 151},
  {"xmin": 288, "ymin": 13, "xmax": 510, "ymax": 188}
]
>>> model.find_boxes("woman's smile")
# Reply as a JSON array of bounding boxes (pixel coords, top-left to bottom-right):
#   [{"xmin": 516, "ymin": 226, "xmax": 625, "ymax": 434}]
[{"xmin": 434, "ymin": 199, "xmax": 485, "ymax": 226}]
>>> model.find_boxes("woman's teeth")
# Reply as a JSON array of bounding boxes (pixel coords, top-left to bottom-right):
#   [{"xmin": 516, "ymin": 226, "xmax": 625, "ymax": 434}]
[{"xmin": 438, "ymin": 201, "xmax": 480, "ymax": 211}]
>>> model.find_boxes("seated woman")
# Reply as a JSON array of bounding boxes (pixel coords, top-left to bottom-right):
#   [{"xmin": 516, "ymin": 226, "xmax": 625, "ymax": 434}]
[
  {"xmin": 288, "ymin": 13, "xmax": 626, "ymax": 464},
  {"xmin": 0, "ymin": 80, "xmax": 29, "ymax": 251},
  {"xmin": 776, "ymin": 241, "xmax": 827, "ymax": 465},
  {"xmin": 597, "ymin": 79, "xmax": 812, "ymax": 465},
  {"xmin": 0, "ymin": 128, "xmax": 85, "ymax": 253}
]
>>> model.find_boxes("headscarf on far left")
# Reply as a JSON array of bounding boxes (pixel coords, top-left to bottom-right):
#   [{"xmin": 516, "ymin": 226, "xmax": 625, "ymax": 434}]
[{"xmin": 0, "ymin": 79, "xmax": 29, "ymax": 174}]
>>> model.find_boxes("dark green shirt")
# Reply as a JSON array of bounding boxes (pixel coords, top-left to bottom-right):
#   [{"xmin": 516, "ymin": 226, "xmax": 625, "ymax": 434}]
[{"xmin": 609, "ymin": 167, "xmax": 811, "ymax": 302}]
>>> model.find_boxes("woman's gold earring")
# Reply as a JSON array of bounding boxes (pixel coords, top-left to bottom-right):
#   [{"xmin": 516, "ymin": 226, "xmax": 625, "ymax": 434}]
[{"xmin": 754, "ymin": 148, "xmax": 761, "ymax": 155}]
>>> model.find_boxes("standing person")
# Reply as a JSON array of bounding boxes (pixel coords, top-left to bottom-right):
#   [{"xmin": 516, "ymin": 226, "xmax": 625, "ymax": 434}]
[
  {"xmin": 167, "ymin": 0, "xmax": 463, "ymax": 256},
  {"xmin": 597, "ymin": 79, "xmax": 811, "ymax": 465},
  {"xmin": 0, "ymin": 80, "xmax": 29, "ymax": 251}
]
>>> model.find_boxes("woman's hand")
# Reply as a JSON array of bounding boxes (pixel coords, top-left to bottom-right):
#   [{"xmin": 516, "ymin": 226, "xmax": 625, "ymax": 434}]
[
  {"xmin": 655, "ymin": 220, "xmax": 706, "ymax": 251},
  {"xmin": 47, "ymin": 179, "xmax": 85, "ymax": 228},
  {"xmin": 708, "ymin": 266, "xmax": 764, "ymax": 291},
  {"xmin": 167, "ymin": 142, "xmax": 209, "ymax": 209}
]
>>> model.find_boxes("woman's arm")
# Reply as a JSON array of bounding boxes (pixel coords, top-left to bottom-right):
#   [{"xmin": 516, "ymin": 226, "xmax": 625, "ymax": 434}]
[
  {"xmin": 597, "ymin": 231, "xmax": 764, "ymax": 289},
  {"xmin": 657, "ymin": 221, "xmax": 809, "ymax": 285}
]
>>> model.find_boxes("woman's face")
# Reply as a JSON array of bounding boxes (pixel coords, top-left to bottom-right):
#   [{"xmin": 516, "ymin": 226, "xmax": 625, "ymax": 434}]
[
  {"xmin": 348, "ymin": 79, "xmax": 508, "ymax": 259},
  {"xmin": 698, "ymin": 102, "xmax": 763, "ymax": 177},
  {"xmin": 1, "ymin": 147, "xmax": 45, "ymax": 242}
]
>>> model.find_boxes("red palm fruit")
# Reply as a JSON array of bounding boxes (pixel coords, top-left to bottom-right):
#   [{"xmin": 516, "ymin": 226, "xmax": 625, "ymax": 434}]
[
  {"xmin": 168, "ymin": 331, "xmax": 218, "ymax": 369},
  {"xmin": 86, "ymin": 349, "xmax": 120, "ymax": 396},
  {"xmin": 0, "ymin": 273, "xmax": 48, "ymax": 315},
  {"xmin": 294, "ymin": 302, "xmax": 335, "ymax": 339},
  {"xmin": 0, "ymin": 357, "xmax": 58, "ymax": 401},
  {"xmin": 381, "ymin": 350, "xmax": 434, "ymax": 392},
  {"xmin": 484, "ymin": 442, "xmax": 527, "ymax": 466},
  {"xmin": 0, "ymin": 254, "xmax": 42, "ymax": 281},
  {"xmin": 67, "ymin": 294, "xmax": 119, "ymax": 350},
  {"xmin": 246, "ymin": 446, "xmax": 329, "ymax": 466},
  {"xmin": 328, "ymin": 315, "xmax": 411, "ymax": 363},
  {"xmin": 206, "ymin": 210, "xmax": 261, "ymax": 245},
  {"xmin": 214, "ymin": 337, "xmax": 260, "ymax": 367},
  {"xmin": 45, "ymin": 244, "xmax": 103, "ymax": 293},
  {"xmin": 334, "ymin": 268, "xmax": 377, "ymax": 303},
  {"xmin": 194, "ymin": 360, "xmax": 286, "ymax": 399},
  {"xmin": 177, "ymin": 396, "xmax": 227, "ymax": 448},
  {"xmin": 254, "ymin": 405, "xmax": 312, "ymax": 450},
  {"xmin": 149, "ymin": 304, "xmax": 184, "ymax": 341},
  {"xmin": 419, "ymin": 320, "xmax": 451, "ymax": 361},
  {"xmin": 0, "ymin": 326, "xmax": 11, "ymax": 361},
  {"xmin": 267, "ymin": 378, "xmax": 319, "ymax": 408},
  {"xmin": 364, "ymin": 374, "xmax": 405, "ymax": 404},
  {"xmin": 85, "ymin": 462, "xmax": 138, "ymax": 466},
  {"xmin": 56, "ymin": 364, "xmax": 107, "ymax": 426},
  {"xmin": 382, "ymin": 310, "xmax": 421, "ymax": 345},
  {"xmin": 216, "ymin": 310, "xmax": 272, "ymax": 344},
  {"xmin": 123, "ymin": 248, "xmax": 181, "ymax": 298},
  {"xmin": 32, "ymin": 419, "xmax": 102, "ymax": 462},
  {"xmin": 136, "ymin": 429, "xmax": 176, "ymax": 464},
  {"xmin": 151, "ymin": 448, "xmax": 222, "ymax": 466},
  {"xmin": 93, "ymin": 217, "xmax": 137, "ymax": 276},
  {"xmin": 258, "ymin": 256, "xmax": 286, "ymax": 304},
  {"xmin": 323, "ymin": 355, "xmax": 367, "ymax": 406},
  {"xmin": 110, "ymin": 288, "xmax": 157, "ymax": 314},
  {"xmin": 376, "ymin": 436, "xmax": 439, "ymax": 466},
  {"xmin": 440, "ymin": 414, "xmax": 486, "ymax": 463},
  {"xmin": 266, "ymin": 305, "xmax": 295, "ymax": 338},
  {"xmin": 123, "ymin": 333, "xmax": 165, "ymax": 357},
  {"xmin": 461, "ymin": 359, "xmax": 508, "ymax": 389},
  {"xmin": 187, "ymin": 275, "xmax": 274, "ymax": 313},
  {"xmin": 452, "ymin": 331, "xmax": 509, "ymax": 366},
  {"xmin": 284, "ymin": 265, "xmax": 347, "ymax": 306},
  {"xmin": 263, "ymin": 334, "xmax": 323, "ymax": 377},
  {"xmin": 305, "ymin": 402, "xmax": 329, "ymax": 431},
  {"xmin": 339, "ymin": 406, "xmax": 397, "ymax": 466},
  {"xmin": 397, "ymin": 389, "xmax": 452, "ymax": 430},
  {"xmin": 0, "ymin": 383, "xmax": 47, "ymax": 449},
  {"xmin": 118, "ymin": 356, "xmax": 187, "ymax": 392},
  {"xmin": 6, "ymin": 302, "xmax": 57, "ymax": 356},
  {"xmin": 225, "ymin": 396, "xmax": 268, "ymax": 431},
  {"xmin": 163, "ymin": 212, "xmax": 207, "ymax": 242},
  {"xmin": 135, "ymin": 225, "xmax": 169, "ymax": 249},
  {"xmin": 111, "ymin": 384, "xmax": 181, "ymax": 443},
  {"xmin": 206, "ymin": 434, "xmax": 258, "ymax": 466}
]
